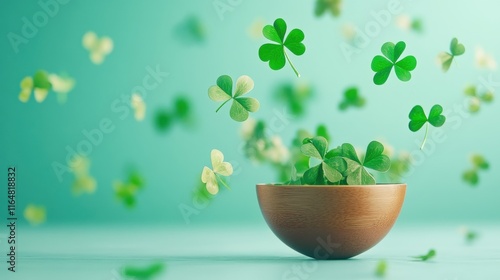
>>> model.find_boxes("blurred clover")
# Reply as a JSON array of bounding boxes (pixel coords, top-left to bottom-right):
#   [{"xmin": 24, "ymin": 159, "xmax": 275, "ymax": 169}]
[
  {"xmin": 464, "ymin": 85, "xmax": 494, "ymax": 113},
  {"xmin": 462, "ymin": 154, "xmax": 489, "ymax": 187},
  {"xmin": 475, "ymin": 47, "xmax": 497, "ymax": 70},
  {"xmin": 408, "ymin": 104, "xmax": 446, "ymax": 150},
  {"xmin": 315, "ymin": 0, "xmax": 342, "ymax": 17},
  {"xmin": 48, "ymin": 73, "xmax": 75, "ymax": 104},
  {"xmin": 437, "ymin": 38, "xmax": 465, "ymax": 72},
  {"xmin": 114, "ymin": 169, "xmax": 145, "ymax": 208},
  {"xmin": 82, "ymin": 31, "xmax": 113, "ymax": 64},
  {"xmin": 131, "ymin": 93, "xmax": 146, "ymax": 121},
  {"xmin": 173, "ymin": 15, "xmax": 206, "ymax": 45},
  {"xmin": 459, "ymin": 226, "xmax": 479, "ymax": 244},
  {"xmin": 121, "ymin": 262, "xmax": 165, "ymax": 280},
  {"xmin": 248, "ymin": 18, "xmax": 266, "ymax": 40},
  {"xmin": 154, "ymin": 96, "xmax": 194, "ymax": 133},
  {"xmin": 274, "ymin": 82, "xmax": 314, "ymax": 117},
  {"xmin": 69, "ymin": 155, "xmax": 97, "ymax": 195},
  {"xmin": 201, "ymin": 149, "xmax": 233, "ymax": 195},
  {"xmin": 412, "ymin": 249, "xmax": 436, "ymax": 261},
  {"xmin": 259, "ymin": 18, "xmax": 306, "ymax": 77},
  {"xmin": 301, "ymin": 136, "xmax": 347, "ymax": 184},
  {"xmin": 339, "ymin": 86, "xmax": 365, "ymax": 110},
  {"xmin": 315, "ymin": 124, "xmax": 330, "ymax": 142},
  {"xmin": 18, "ymin": 70, "xmax": 52, "ymax": 103},
  {"xmin": 208, "ymin": 75, "xmax": 260, "ymax": 122},
  {"xmin": 371, "ymin": 41, "xmax": 417, "ymax": 85},
  {"xmin": 395, "ymin": 15, "xmax": 423, "ymax": 33},
  {"xmin": 375, "ymin": 260, "xmax": 387, "ymax": 277},
  {"xmin": 341, "ymin": 141, "xmax": 391, "ymax": 185},
  {"xmin": 24, "ymin": 204, "xmax": 46, "ymax": 226}
]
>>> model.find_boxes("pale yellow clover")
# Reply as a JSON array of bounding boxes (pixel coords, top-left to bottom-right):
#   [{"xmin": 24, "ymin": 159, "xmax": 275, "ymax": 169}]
[
  {"xmin": 48, "ymin": 73, "xmax": 76, "ymax": 104},
  {"xmin": 24, "ymin": 204, "xmax": 46, "ymax": 225},
  {"xmin": 69, "ymin": 155, "xmax": 97, "ymax": 195},
  {"xmin": 18, "ymin": 70, "xmax": 52, "ymax": 103},
  {"xmin": 82, "ymin": 31, "xmax": 114, "ymax": 64},
  {"xmin": 131, "ymin": 93, "xmax": 146, "ymax": 121},
  {"xmin": 475, "ymin": 47, "xmax": 497, "ymax": 70},
  {"xmin": 201, "ymin": 149, "xmax": 233, "ymax": 195}
]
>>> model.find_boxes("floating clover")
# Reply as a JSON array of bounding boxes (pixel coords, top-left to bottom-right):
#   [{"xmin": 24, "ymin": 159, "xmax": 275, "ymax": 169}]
[
  {"xmin": 114, "ymin": 169, "xmax": 145, "ymax": 208},
  {"xmin": 341, "ymin": 141, "xmax": 390, "ymax": 185},
  {"xmin": 412, "ymin": 249, "xmax": 436, "ymax": 261},
  {"xmin": 437, "ymin": 38, "xmax": 465, "ymax": 72},
  {"xmin": 274, "ymin": 82, "xmax": 314, "ymax": 117},
  {"xmin": 24, "ymin": 204, "xmax": 46, "ymax": 226},
  {"xmin": 408, "ymin": 105, "xmax": 446, "ymax": 150},
  {"xmin": 82, "ymin": 31, "xmax": 113, "ymax": 64},
  {"xmin": 121, "ymin": 262, "xmax": 165, "ymax": 280},
  {"xmin": 48, "ymin": 73, "xmax": 75, "ymax": 104},
  {"xmin": 259, "ymin": 18, "xmax": 306, "ymax": 77},
  {"xmin": 462, "ymin": 154, "xmax": 489, "ymax": 187},
  {"xmin": 316, "ymin": 124, "xmax": 330, "ymax": 142},
  {"xmin": 208, "ymin": 75, "xmax": 260, "ymax": 122},
  {"xmin": 69, "ymin": 155, "xmax": 97, "ymax": 195},
  {"xmin": 375, "ymin": 260, "xmax": 388, "ymax": 277},
  {"xmin": 315, "ymin": 0, "xmax": 342, "ymax": 17},
  {"xmin": 173, "ymin": 15, "xmax": 206, "ymax": 45},
  {"xmin": 154, "ymin": 96, "xmax": 194, "ymax": 133},
  {"xmin": 464, "ymin": 85, "xmax": 494, "ymax": 113},
  {"xmin": 18, "ymin": 70, "xmax": 52, "ymax": 103},
  {"xmin": 301, "ymin": 136, "xmax": 347, "ymax": 184},
  {"xmin": 131, "ymin": 93, "xmax": 146, "ymax": 121},
  {"xmin": 395, "ymin": 15, "xmax": 423, "ymax": 33},
  {"xmin": 371, "ymin": 41, "xmax": 417, "ymax": 85},
  {"xmin": 201, "ymin": 149, "xmax": 233, "ymax": 195},
  {"xmin": 475, "ymin": 47, "xmax": 497, "ymax": 70},
  {"xmin": 339, "ymin": 87, "xmax": 365, "ymax": 110}
]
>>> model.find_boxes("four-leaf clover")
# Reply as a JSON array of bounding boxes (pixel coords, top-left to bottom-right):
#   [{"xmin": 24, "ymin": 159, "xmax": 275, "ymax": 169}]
[
  {"xmin": 437, "ymin": 38, "xmax": 465, "ymax": 72},
  {"xmin": 259, "ymin": 18, "xmax": 306, "ymax": 77},
  {"xmin": 201, "ymin": 149, "xmax": 233, "ymax": 195},
  {"xmin": 341, "ymin": 141, "xmax": 391, "ymax": 185},
  {"xmin": 408, "ymin": 104, "xmax": 446, "ymax": 149},
  {"xmin": 371, "ymin": 41, "xmax": 417, "ymax": 85},
  {"xmin": 208, "ymin": 75, "xmax": 260, "ymax": 122},
  {"xmin": 301, "ymin": 136, "xmax": 347, "ymax": 184}
]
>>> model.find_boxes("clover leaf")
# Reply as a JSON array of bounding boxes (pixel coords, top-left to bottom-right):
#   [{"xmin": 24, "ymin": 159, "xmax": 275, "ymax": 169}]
[
  {"xmin": 154, "ymin": 96, "xmax": 194, "ymax": 133},
  {"xmin": 208, "ymin": 75, "xmax": 260, "ymax": 122},
  {"xmin": 121, "ymin": 262, "xmax": 165, "ymax": 280},
  {"xmin": 24, "ymin": 204, "xmax": 46, "ymax": 226},
  {"xmin": 82, "ymin": 31, "xmax": 113, "ymax": 64},
  {"xmin": 464, "ymin": 85, "xmax": 494, "ymax": 113},
  {"xmin": 173, "ymin": 15, "xmax": 206, "ymax": 45},
  {"xmin": 301, "ymin": 136, "xmax": 347, "ymax": 184},
  {"xmin": 201, "ymin": 149, "xmax": 233, "ymax": 195},
  {"xmin": 438, "ymin": 38, "xmax": 465, "ymax": 72},
  {"xmin": 259, "ymin": 18, "xmax": 306, "ymax": 77},
  {"xmin": 408, "ymin": 104, "xmax": 446, "ymax": 150},
  {"xmin": 412, "ymin": 249, "xmax": 436, "ymax": 261},
  {"xmin": 315, "ymin": 0, "xmax": 342, "ymax": 17},
  {"xmin": 375, "ymin": 260, "xmax": 387, "ymax": 277},
  {"xmin": 339, "ymin": 86, "xmax": 365, "ymax": 110},
  {"xmin": 18, "ymin": 70, "xmax": 52, "ymax": 103},
  {"xmin": 114, "ymin": 169, "xmax": 145, "ymax": 208},
  {"xmin": 371, "ymin": 41, "xmax": 416, "ymax": 85},
  {"xmin": 69, "ymin": 155, "xmax": 97, "ymax": 195},
  {"xmin": 465, "ymin": 229, "xmax": 479, "ymax": 243},
  {"xmin": 462, "ymin": 154, "xmax": 489, "ymax": 187},
  {"xmin": 341, "ymin": 141, "xmax": 390, "ymax": 185},
  {"xmin": 274, "ymin": 82, "xmax": 314, "ymax": 116}
]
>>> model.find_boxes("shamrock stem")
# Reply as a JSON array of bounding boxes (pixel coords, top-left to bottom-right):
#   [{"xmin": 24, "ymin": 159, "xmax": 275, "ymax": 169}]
[
  {"xmin": 215, "ymin": 99, "xmax": 231, "ymax": 113},
  {"xmin": 216, "ymin": 174, "xmax": 231, "ymax": 190},
  {"xmin": 420, "ymin": 123, "xmax": 429, "ymax": 150},
  {"xmin": 284, "ymin": 49, "xmax": 301, "ymax": 78}
]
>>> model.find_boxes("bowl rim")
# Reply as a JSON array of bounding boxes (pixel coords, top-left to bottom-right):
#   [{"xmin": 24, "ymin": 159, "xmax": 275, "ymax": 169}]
[{"xmin": 257, "ymin": 183, "xmax": 406, "ymax": 188}]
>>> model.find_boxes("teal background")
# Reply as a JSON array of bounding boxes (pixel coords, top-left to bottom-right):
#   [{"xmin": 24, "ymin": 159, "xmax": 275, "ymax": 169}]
[{"xmin": 1, "ymin": 0, "xmax": 499, "ymax": 226}]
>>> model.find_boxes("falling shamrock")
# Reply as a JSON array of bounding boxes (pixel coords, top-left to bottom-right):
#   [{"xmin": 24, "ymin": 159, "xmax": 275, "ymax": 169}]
[
  {"xmin": 114, "ymin": 169, "xmax": 145, "ymax": 208},
  {"xmin": 208, "ymin": 75, "xmax": 260, "ymax": 122},
  {"xmin": 339, "ymin": 86, "xmax": 365, "ymax": 110},
  {"xmin": 69, "ymin": 155, "xmax": 97, "ymax": 195},
  {"xmin": 437, "ymin": 38, "xmax": 465, "ymax": 72},
  {"xmin": 48, "ymin": 73, "xmax": 75, "ymax": 104},
  {"xmin": 464, "ymin": 85, "xmax": 494, "ymax": 113},
  {"xmin": 274, "ymin": 82, "xmax": 314, "ymax": 117},
  {"xmin": 121, "ymin": 262, "xmax": 165, "ymax": 280},
  {"xmin": 154, "ymin": 96, "xmax": 194, "ymax": 133},
  {"xmin": 462, "ymin": 154, "xmax": 489, "ymax": 186},
  {"xmin": 395, "ymin": 15, "xmax": 423, "ymax": 33},
  {"xmin": 201, "ymin": 149, "xmax": 233, "ymax": 195},
  {"xmin": 301, "ymin": 136, "xmax": 347, "ymax": 184},
  {"xmin": 412, "ymin": 249, "xmax": 436, "ymax": 261},
  {"xmin": 371, "ymin": 41, "xmax": 417, "ymax": 85},
  {"xmin": 173, "ymin": 15, "xmax": 206, "ymax": 45},
  {"xmin": 341, "ymin": 141, "xmax": 391, "ymax": 185},
  {"xmin": 82, "ymin": 31, "xmax": 113, "ymax": 64},
  {"xmin": 315, "ymin": 0, "xmax": 342, "ymax": 17},
  {"xmin": 375, "ymin": 260, "xmax": 388, "ymax": 277},
  {"xmin": 131, "ymin": 93, "xmax": 146, "ymax": 121},
  {"xmin": 475, "ymin": 47, "xmax": 497, "ymax": 70},
  {"xmin": 24, "ymin": 204, "xmax": 46, "ymax": 226},
  {"xmin": 408, "ymin": 104, "xmax": 446, "ymax": 150},
  {"xmin": 259, "ymin": 18, "xmax": 306, "ymax": 77},
  {"xmin": 18, "ymin": 70, "xmax": 52, "ymax": 103}
]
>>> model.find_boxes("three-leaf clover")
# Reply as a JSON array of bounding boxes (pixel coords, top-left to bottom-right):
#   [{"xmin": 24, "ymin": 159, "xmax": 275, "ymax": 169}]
[
  {"xmin": 201, "ymin": 149, "xmax": 233, "ymax": 195},
  {"xmin": 315, "ymin": 0, "xmax": 342, "ymax": 17},
  {"xmin": 371, "ymin": 41, "xmax": 417, "ymax": 85},
  {"xmin": 437, "ymin": 38, "xmax": 465, "ymax": 72},
  {"xmin": 301, "ymin": 136, "xmax": 347, "ymax": 184},
  {"xmin": 462, "ymin": 154, "xmax": 489, "ymax": 186},
  {"xmin": 208, "ymin": 75, "xmax": 260, "ymax": 122},
  {"xmin": 412, "ymin": 249, "xmax": 436, "ymax": 261},
  {"xmin": 18, "ymin": 70, "xmax": 52, "ymax": 103},
  {"xmin": 341, "ymin": 141, "xmax": 390, "ymax": 185},
  {"xmin": 274, "ymin": 82, "xmax": 314, "ymax": 117},
  {"xmin": 408, "ymin": 105, "xmax": 446, "ymax": 150},
  {"xmin": 464, "ymin": 85, "xmax": 494, "ymax": 113},
  {"xmin": 339, "ymin": 87, "xmax": 366, "ymax": 110},
  {"xmin": 82, "ymin": 31, "xmax": 113, "ymax": 64},
  {"xmin": 259, "ymin": 18, "xmax": 306, "ymax": 77}
]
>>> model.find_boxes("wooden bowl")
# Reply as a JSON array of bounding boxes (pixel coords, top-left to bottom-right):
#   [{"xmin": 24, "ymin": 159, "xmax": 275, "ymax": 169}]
[{"xmin": 256, "ymin": 184, "xmax": 406, "ymax": 259}]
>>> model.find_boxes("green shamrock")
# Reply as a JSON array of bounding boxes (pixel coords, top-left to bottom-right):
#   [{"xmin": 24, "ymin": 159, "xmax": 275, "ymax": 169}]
[
  {"xmin": 412, "ymin": 249, "xmax": 436, "ymax": 261},
  {"xmin": 154, "ymin": 96, "xmax": 194, "ymax": 133},
  {"xmin": 371, "ymin": 41, "xmax": 417, "ymax": 85},
  {"xmin": 464, "ymin": 85, "xmax": 494, "ymax": 113},
  {"xmin": 339, "ymin": 87, "xmax": 365, "ymax": 110},
  {"xmin": 274, "ymin": 82, "xmax": 314, "ymax": 117},
  {"xmin": 18, "ymin": 70, "xmax": 52, "ymax": 103},
  {"xmin": 259, "ymin": 18, "xmax": 306, "ymax": 77},
  {"xmin": 462, "ymin": 154, "xmax": 489, "ymax": 186},
  {"xmin": 408, "ymin": 104, "xmax": 446, "ymax": 150},
  {"xmin": 438, "ymin": 38, "xmax": 465, "ymax": 72},
  {"xmin": 114, "ymin": 169, "xmax": 145, "ymax": 208},
  {"xmin": 208, "ymin": 75, "xmax": 260, "ymax": 122},
  {"xmin": 301, "ymin": 136, "xmax": 347, "ymax": 184},
  {"xmin": 173, "ymin": 15, "xmax": 206, "ymax": 45},
  {"xmin": 341, "ymin": 141, "xmax": 390, "ymax": 185},
  {"xmin": 315, "ymin": 0, "xmax": 342, "ymax": 17}
]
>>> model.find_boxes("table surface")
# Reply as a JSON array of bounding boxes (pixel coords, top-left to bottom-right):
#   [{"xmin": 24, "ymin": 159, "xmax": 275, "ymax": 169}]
[{"xmin": 1, "ymin": 223, "xmax": 499, "ymax": 280}]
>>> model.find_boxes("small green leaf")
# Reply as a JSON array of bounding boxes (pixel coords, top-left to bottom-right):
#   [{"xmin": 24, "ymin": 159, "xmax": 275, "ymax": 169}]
[
  {"xmin": 341, "ymin": 141, "xmax": 390, "ymax": 185},
  {"xmin": 408, "ymin": 104, "xmax": 446, "ymax": 149},
  {"xmin": 462, "ymin": 169, "xmax": 479, "ymax": 186},
  {"xmin": 471, "ymin": 154, "xmax": 489, "ymax": 170},
  {"xmin": 450, "ymin": 38, "xmax": 465, "ymax": 56},
  {"xmin": 316, "ymin": 124, "xmax": 330, "ymax": 142},
  {"xmin": 315, "ymin": 0, "xmax": 342, "ymax": 17},
  {"xmin": 33, "ymin": 70, "xmax": 52, "ymax": 90},
  {"xmin": 371, "ymin": 41, "xmax": 416, "ymax": 85},
  {"xmin": 339, "ymin": 87, "xmax": 365, "ymax": 110},
  {"xmin": 121, "ymin": 262, "xmax": 165, "ymax": 280},
  {"xmin": 300, "ymin": 137, "xmax": 328, "ymax": 159},
  {"xmin": 428, "ymin": 105, "xmax": 446, "ymax": 127},
  {"xmin": 375, "ymin": 260, "xmax": 387, "ymax": 277},
  {"xmin": 412, "ymin": 249, "xmax": 436, "ymax": 261},
  {"xmin": 300, "ymin": 136, "xmax": 346, "ymax": 184},
  {"xmin": 438, "ymin": 38, "xmax": 465, "ymax": 72}
]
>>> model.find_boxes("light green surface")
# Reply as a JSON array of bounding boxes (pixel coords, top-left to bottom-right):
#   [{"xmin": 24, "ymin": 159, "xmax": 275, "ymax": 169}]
[{"xmin": 1, "ymin": 223, "xmax": 499, "ymax": 279}]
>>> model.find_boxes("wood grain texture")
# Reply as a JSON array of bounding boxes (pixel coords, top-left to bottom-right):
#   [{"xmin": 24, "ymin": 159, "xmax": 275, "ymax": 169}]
[{"xmin": 256, "ymin": 184, "xmax": 406, "ymax": 260}]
